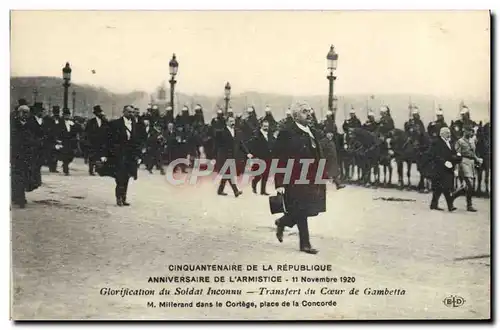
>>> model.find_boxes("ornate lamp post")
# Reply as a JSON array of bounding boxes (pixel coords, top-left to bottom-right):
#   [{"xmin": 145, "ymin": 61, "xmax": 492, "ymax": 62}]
[
  {"xmin": 224, "ymin": 82, "xmax": 231, "ymax": 115},
  {"xmin": 62, "ymin": 62, "xmax": 72, "ymax": 112},
  {"xmin": 33, "ymin": 88, "xmax": 38, "ymax": 104},
  {"xmin": 169, "ymin": 54, "xmax": 179, "ymax": 115},
  {"xmin": 72, "ymin": 89, "xmax": 76, "ymax": 114},
  {"xmin": 326, "ymin": 45, "xmax": 338, "ymax": 121}
]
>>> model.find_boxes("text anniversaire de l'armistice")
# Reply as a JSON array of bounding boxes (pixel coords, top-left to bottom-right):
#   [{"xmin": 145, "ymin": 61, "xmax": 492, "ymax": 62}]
[{"xmin": 147, "ymin": 264, "xmax": 334, "ymax": 284}]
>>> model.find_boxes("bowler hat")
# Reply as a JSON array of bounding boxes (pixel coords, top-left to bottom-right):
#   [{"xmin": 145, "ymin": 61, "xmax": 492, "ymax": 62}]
[
  {"xmin": 93, "ymin": 105, "xmax": 103, "ymax": 114},
  {"xmin": 269, "ymin": 193, "xmax": 287, "ymax": 215}
]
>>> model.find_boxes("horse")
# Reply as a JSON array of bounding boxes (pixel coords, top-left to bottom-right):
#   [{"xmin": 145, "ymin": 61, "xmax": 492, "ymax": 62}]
[
  {"xmin": 475, "ymin": 122, "xmax": 491, "ymax": 195},
  {"xmin": 388, "ymin": 128, "xmax": 431, "ymax": 191},
  {"xmin": 346, "ymin": 128, "xmax": 381, "ymax": 187}
]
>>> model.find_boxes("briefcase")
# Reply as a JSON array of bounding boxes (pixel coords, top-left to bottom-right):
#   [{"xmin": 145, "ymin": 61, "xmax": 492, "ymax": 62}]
[{"xmin": 269, "ymin": 193, "xmax": 287, "ymax": 215}]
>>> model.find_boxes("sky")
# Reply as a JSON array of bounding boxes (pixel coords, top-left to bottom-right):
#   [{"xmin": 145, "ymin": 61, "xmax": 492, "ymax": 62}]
[{"xmin": 10, "ymin": 10, "xmax": 490, "ymax": 99}]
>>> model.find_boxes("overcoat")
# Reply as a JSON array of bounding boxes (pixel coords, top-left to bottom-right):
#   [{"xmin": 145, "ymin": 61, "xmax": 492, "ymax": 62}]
[
  {"xmin": 273, "ymin": 122, "xmax": 327, "ymax": 217},
  {"xmin": 428, "ymin": 138, "xmax": 461, "ymax": 191}
]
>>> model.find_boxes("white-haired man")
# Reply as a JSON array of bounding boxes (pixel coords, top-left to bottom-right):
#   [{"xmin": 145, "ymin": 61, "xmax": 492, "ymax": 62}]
[
  {"xmin": 428, "ymin": 127, "xmax": 461, "ymax": 212},
  {"xmin": 273, "ymin": 102, "xmax": 327, "ymax": 254}
]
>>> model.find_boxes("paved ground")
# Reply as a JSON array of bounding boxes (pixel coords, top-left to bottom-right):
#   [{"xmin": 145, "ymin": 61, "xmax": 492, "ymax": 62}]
[{"xmin": 11, "ymin": 159, "xmax": 491, "ymax": 320}]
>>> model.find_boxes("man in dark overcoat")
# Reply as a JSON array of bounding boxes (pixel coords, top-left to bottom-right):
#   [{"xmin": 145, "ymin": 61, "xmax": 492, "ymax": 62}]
[
  {"xmin": 215, "ymin": 116, "xmax": 251, "ymax": 197},
  {"xmin": 57, "ymin": 108, "xmax": 80, "ymax": 175},
  {"xmin": 45, "ymin": 106, "xmax": 62, "ymax": 172},
  {"xmin": 11, "ymin": 105, "xmax": 42, "ymax": 207},
  {"xmin": 101, "ymin": 105, "xmax": 142, "ymax": 206},
  {"xmin": 273, "ymin": 102, "xmax": 327, "ymax": 254},
  {"xmin": 428, "ymin": 127, "xmax": 460, "ymax": 211},
  {"xmin": 85, "ymin": 105, "xmax": 108, "ymax": 175},
  {"xmin": 248, "ymin": 120, "xmax": 275, "ymax": 195},
  {"xmin": 26, "ymin": 102, "xmax": 49, "ymax": 185}
]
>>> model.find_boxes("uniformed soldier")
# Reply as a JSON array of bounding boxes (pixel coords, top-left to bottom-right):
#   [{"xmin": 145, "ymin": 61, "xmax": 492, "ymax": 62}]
[
  {"xmin": 451, "ymin": 107, "xmax": 478, "ymax": 141},
  {"xmin": 342, "ymin": 108, "xmax": 362, "ymax": 132},
  {"xmin": 192, "ymin": 104, "xmax": 205, "ymax": 125},
  {"xmin": 143, "ymin": 115, "xmax": 166, "ymax": 175},
  {"xmin": 452, "ymin": 126, "xmax": 482, "ymax": 212},
  {"xmin": 404, "ymin": 107, "xmax": 425, "ymax": 135},
  {"xmin": 164, "ymin": 105, "xmax": 175, "ymax": 126},
  {"xmin": 261, "ymin": 106, "xmax": 278, "ymax": 132},
  {"xmin": 427, "ymin": 108, "xmax": 448, "ymax": 139},
  {"xmin": 362, "ymin": 111, "xmax": 378, "ymax": 133},
  {"xmin": 227, "ymin": 107, "xmax": 234, "ymax": 118},
  {"xmin": 211, "ymin": 109, "xmax": 226, "ymax": 131},
  {"xmin": 378, "ymin": 106, "xmax": 395, "ymax": 137},
  {"xmin": 175, "ymin": 105, "xmax": 192, "ymax": 127},
  {"xmin": 321, "ymin": 111, "xmax": 337, "ymax": 135}
]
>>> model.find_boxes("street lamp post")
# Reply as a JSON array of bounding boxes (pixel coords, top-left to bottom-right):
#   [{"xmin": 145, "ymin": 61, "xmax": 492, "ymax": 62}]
[
  {"xmin": 62, "ymin": 62, "xmax": 72, "ymax": 112},
  {"xmin": 33, "ymin": 88, "xmax": 38, "ymax": 104},
  {"xmin": 326, "ymin": 45, "xmax": 338, "ymax": 121},
  {"xmin": 168, "ymin": 54, "xmax": 179, "ymax": 115},
  {"xmin": 224, "ymin": 82, "xmax": 231, "ymax": 115},
  {"xmin": 72, "ymin": 90, "xmax": 76, "ymax": 114}
]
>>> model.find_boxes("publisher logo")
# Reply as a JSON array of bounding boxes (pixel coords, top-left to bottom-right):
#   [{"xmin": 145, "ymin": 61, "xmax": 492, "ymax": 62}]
[{"xmin": 443, "ymin": 295, "xmax": 465, "ymax": 308}]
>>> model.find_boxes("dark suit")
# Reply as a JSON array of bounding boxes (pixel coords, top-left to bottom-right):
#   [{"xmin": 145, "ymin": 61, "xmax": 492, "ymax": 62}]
[
  {"xmin": 85, "ymin": 117, "xmax": 109, "ymax": 174},
  {"xmin": 215, "ymin": 126, "xmax": 250, "ymax": 195},
  {"xmin": 11, "ymin": 117, "xmax": 43, "ymax": 206},
  {"xmin": 26, "ymin": 116, "xmax": 48, "ymax": 182},
  {"xmin": 106, "ymin": 117, "xmax": 142, "ymax": 204},
  {"xmin": 248, "ymin": 129, "xmax": 275, "ymax": 194},
  {"xmin": 44, "ymin": 115, "xmax": 62, "ymax": 172},
  {"xmin": 274, "ymin": 122, "xmax": 327, "ymax": 250},
  {"xmin": 57, "ymin": 120, "xmax": 80, "ymax": 175},
  {"xmin": 428, "ymin": 137, "xmax": 460, "ymax": 209}
]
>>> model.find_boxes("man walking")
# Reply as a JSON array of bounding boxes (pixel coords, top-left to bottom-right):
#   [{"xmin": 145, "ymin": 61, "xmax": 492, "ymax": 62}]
[
  {"xmin": 452, "ymin": 126, "xmax": 482, "ymax": 212},
  {"xmin": 428, "ymin": 127, "xmax": 460, "ymax": 212},
  {"xmin": 249, "ymin": 120, "xmax": 275, "ymax": 195},
  {"xmin": 273, "ymin": 102, "xmax": 327, "ymax": 254},
  {"xmin": 85, "ymin": 105, "xmax": 108, "ymax": 175}
]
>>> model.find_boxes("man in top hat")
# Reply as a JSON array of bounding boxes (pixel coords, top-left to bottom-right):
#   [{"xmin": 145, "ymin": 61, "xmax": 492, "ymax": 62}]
[
  {"xmin": 342, "ymin": 108, "xmax": 362, "ymax": 132},
  {"xmin": 363, "ymin": 111, "xmax": 379, "ymax": 133},
  {"xmin": 378, "ymin": 106, "xmax": 395, "ymax": 137},
  {"xmin": 57, "ymin": 108, "xmax": 80, "ymax": 175},
  {"xmin": 427, "ymin": 108, "xmax": 448, "ymax": 139},
  {"xmin": 85, "ymin": 105, "xmax": 109, "ymax": 175},
  {"xmin": 101, "ymin": 105, "xmax": 143, "ymax": 206},
  {"xmin": 452, "ymin": 125, "xmax": 483, "ymax": 212},
  {"xmin": 26, "ymin": 102, "xmax": 49, "ymax": 180},
  {"xmin": 44, "ymin": 105, "xmax": 63, "ymax": 172},
  {"xmin": 404, "ymin": 107, "xmax": 425, "ymax": 136},
  {"xmin": 273, "ymin": 102, "xmax": 327, "ymax": 254},
  {"xmin": 11, "ymin": 104, "xmax": 45, "ymax": 207}
]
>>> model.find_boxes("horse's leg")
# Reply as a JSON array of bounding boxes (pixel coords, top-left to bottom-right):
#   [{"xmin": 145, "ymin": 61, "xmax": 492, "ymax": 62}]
[
  {"xmin": 388, "ymin": 163, "xmax": 393, "ymax": 185},
  {"xmin": 418, "ymin": 173, "xmax": 424, "ymax": 192},
  {"xmin": 476, "ymin": 167, "xmax": 483, "ymax": 194},
  {"xmin": 485, "ymin": 167, "xmax": 490, "ymax": 195},
  {"xmin": 383, "ymin": 165, "xmax": 387, "ymax": 185},
  {"xmin": 406, "ymin": 161, "xmax": 412, "ymax": 189},
  {"xmin": 397, "ymin": 160, "xmax": 403, "ymax": 188}
]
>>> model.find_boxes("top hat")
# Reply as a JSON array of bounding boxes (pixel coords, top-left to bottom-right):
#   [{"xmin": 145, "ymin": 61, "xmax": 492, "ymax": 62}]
[
  {"xmin": 62, "ymin": 108, "xmax": 71, "ymax": 115},
  {"xmin": 269, "ymin": 193, "xmax": 287, "ymax": 215},
  {"xmin": 52, "ymin": 105, "xmax": 61, "ymax": 114},
  {"xmin": 93, "ymin": 105, "xmax": 103, "ymax": 114},
  {"xmin": 18, "ymin": 98, "xmax": 28, "ymax": 106}
]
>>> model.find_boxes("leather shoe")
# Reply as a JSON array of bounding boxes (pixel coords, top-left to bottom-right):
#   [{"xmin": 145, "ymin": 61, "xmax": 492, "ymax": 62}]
[
  {"xmin": 467, "ymin": 207, "xmax": 477, "ymax": 212},
  {"xmin": 448, "ymin": 207, "xmax": 457, "ymax": 212},
  {"xmin": 336, "ymin": 183, "xmax": 346, "ymax": 190},
  {"xmin": 275, "ymin": 220, "xmax": 284, "ymax": 243},
  {"xmin": 217, "ymin": 192, "xmax": 228, "ymax": 196},
  {"xmin": 430, "ymin": 206, "xmax": 444, "ymax": 211},
  {"xmin": 122, "ymin": 200, "xmax": 130, "ymax": 206},
  {"xmin": 261, "ymin": 192, "xmax": 270, "ymax": 196},
  {"xmin": 116, "ymin": 198, "xmax": 123, "ymax": 206},
  {"xmin": 235, "ymin": 191, "xmax": 243, "ymax": 198},
  {"xmin": 300, "ymin": 247, "xmax": 319, "ymax": 254}
]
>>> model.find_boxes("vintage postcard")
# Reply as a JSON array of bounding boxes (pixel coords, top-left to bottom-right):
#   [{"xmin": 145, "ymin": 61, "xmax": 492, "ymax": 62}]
[{"xmin": 10, "ymin": 10, "xmax": 491, "ymax": 320}]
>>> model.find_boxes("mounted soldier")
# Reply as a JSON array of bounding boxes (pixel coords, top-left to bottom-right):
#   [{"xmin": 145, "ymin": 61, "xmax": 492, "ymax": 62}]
[
  {"xmin": 427, "ymin": 107, "xmax": 448, "ymax": 139},
  {"xmin": 342, "ymin": 108, "xmax": 362, "ymax": 133},
  {"xmin": 362, "ymin": 110, "xmax": 378, "ymax": 133},
  {"xmin": 404, "ymin": 106, "xmax": 425, "ymax": 136},
  {"xmin": 321, "ymin": 110, "xmax": 338, "ymax": 135},
  {"xmin": 378, "ymin": 105, "xmax": 395, "ymax": 138},
  {"xmin": 450, "ymin": 106, "xmax": 478, "ymax": 142},
  {"xmin": 261, "ymin": 105, "xmax": 278, "ymax": 133}
]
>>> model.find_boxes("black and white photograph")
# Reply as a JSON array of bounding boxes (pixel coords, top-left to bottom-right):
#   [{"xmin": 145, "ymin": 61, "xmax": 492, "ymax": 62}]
[{"xmin": 9, "ymin": 10, "xmax": 491, "ymax": 320}]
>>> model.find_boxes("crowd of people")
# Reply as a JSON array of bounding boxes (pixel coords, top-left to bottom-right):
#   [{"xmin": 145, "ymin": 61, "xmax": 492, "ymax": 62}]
[{"xmin": 10, "ymin": 97, "xmax": 490, "ymax": 253}]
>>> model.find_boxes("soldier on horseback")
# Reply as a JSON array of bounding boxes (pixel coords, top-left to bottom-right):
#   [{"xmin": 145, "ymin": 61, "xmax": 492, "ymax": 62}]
[
  {"xmin": 362, "ymin": 111, "xmax": 378, "ymax": 133},
  {"xmin": 450, "ymin": 106, "xmax": 478, "ymax": 141},
  {"xmin": 378, "ymin": 105, "xmax": 395, "ymax": 138},
  {"xmin": 342, "ymin": 108, "xmax": 362, "ymax": 132},
  {"xmin": 427, "ymin": 108, "xmax": 448, "ymax": 139},
  {"xmin": 404, "ymin": 107, "xmax": 425, "ymax": 136}
]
